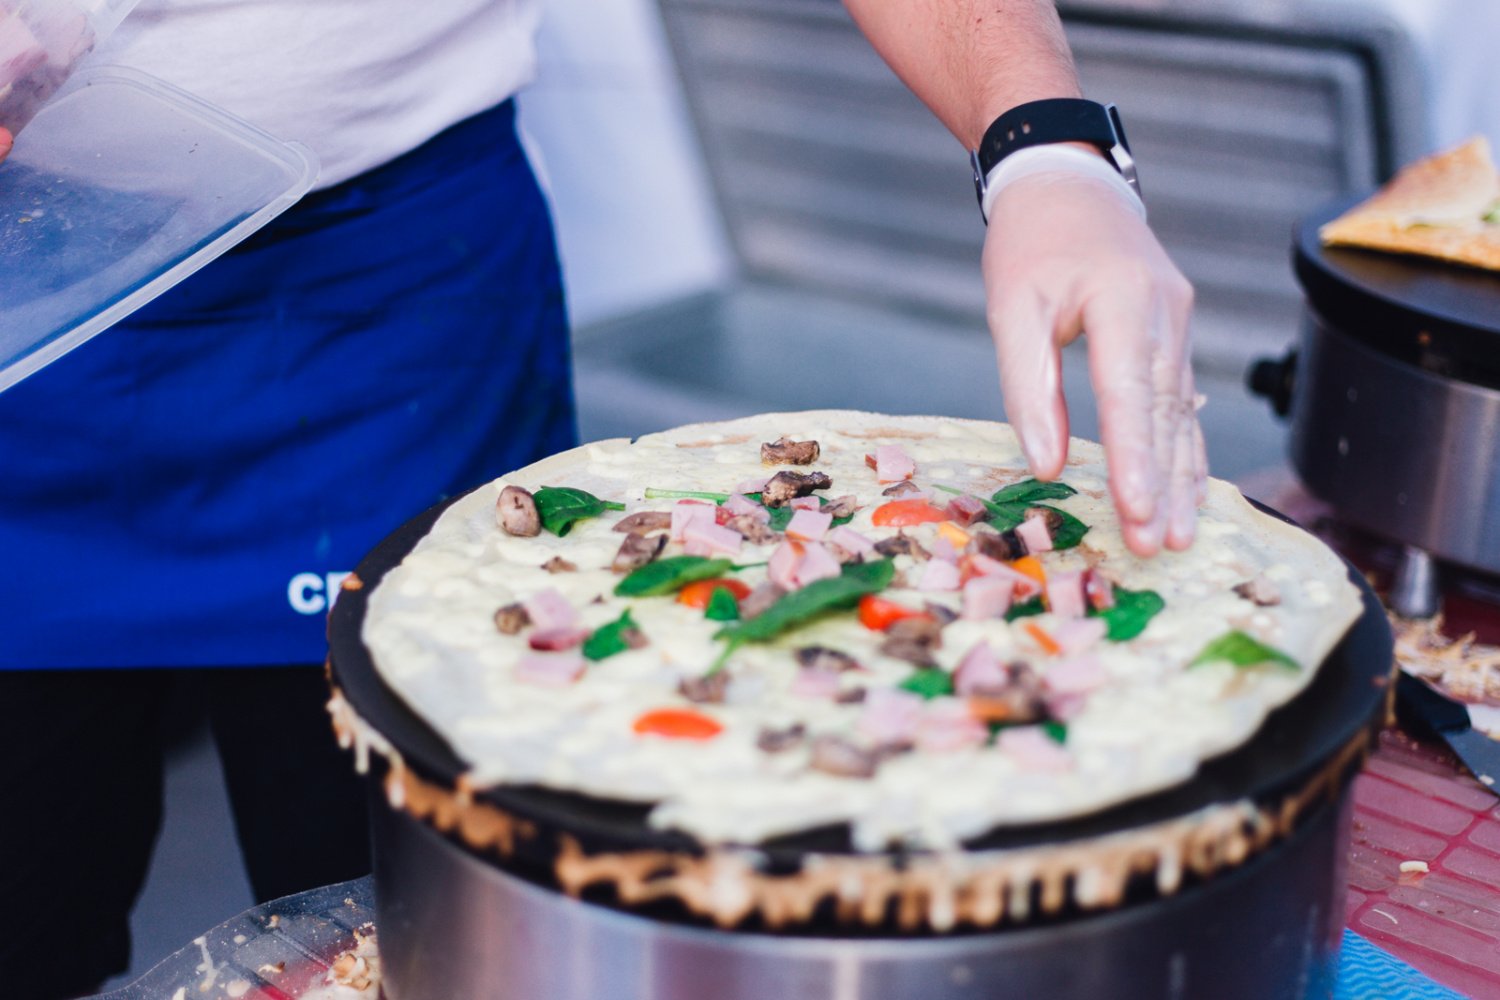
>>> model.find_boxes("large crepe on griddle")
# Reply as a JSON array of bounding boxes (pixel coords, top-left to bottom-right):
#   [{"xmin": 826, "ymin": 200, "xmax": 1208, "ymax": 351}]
[
  {"xmin": 363, "ymin": 412, "xmax": 1363, "ymax": 852},
  {"xmin": 1320, "ymin": 136, "xmax": 1500, "ymax": 272}
]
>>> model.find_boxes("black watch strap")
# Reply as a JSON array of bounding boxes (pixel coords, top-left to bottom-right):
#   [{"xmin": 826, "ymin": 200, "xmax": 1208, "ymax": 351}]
[{"xmin": 970, "ymin": 99, "xmax": 1140, "ymax": 216}]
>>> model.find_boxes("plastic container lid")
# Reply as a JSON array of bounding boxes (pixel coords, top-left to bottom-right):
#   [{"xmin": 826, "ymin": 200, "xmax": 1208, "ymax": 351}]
[{"xmin": 0, "ymin": 65, "xmax": 318, "ymax": 393}]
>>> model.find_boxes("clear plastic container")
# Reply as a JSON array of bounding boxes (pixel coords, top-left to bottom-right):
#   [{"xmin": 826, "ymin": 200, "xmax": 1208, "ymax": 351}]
[
  {"xmin": 0, "ymin": 66, "xmax": 318, "ymax": 392},
  {"xmin": 0, "ymin": 0, "xmax": 141, "ymax": 135}
]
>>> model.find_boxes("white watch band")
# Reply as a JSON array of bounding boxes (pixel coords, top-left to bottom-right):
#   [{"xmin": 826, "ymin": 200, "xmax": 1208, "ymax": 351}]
[{"xmin": 979, "ymin": 145, "xmax": 1147, "ymax": 224}]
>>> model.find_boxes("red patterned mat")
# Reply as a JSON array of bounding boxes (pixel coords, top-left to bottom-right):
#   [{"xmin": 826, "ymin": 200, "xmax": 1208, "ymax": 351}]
[{"xmin": 1349, "ymin": 729, "xmax": 1500, "ymax": 998}]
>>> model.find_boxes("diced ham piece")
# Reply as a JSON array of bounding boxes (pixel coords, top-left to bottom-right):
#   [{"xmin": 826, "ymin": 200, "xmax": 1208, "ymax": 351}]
[
  {"xmin": 826, "ymin": 525, "xmax": 876, "ymax": 557},
  {"xmin": 795, "ymin": 542, "xmax": 841, "ymax": 586},
  {"xmin": 528, "ymin": 627, "xmax": 589, "ymax": 651},
  {"xmin": 946, "ymin": 495, "xmax": 989, "ymax": 526},
  {"xmin": 858, "ymin": 688, "xmax": 925, "ymax": 744},
  {"xmin": 1046, "ymin": 571, "xmax": 1086, "ymax": 619},
  {"xmin": 1015, "ymin": 516, "xmax": 1053, "ymax": 554},
  {"xmin": 789, "ymin": 495, "xmax": 823, "ymax": 511},
  {"xmin": 1084, "ymin": 568, "xmax": 1116, "ymax": 611},
  {"xmin": 954, "ymin": 641, "xmax": 1007, "ymax": 695},
  {"xmin": 1045, "ymin": 654, "xmax": 1106, "ymax": 695},
  {"xmin": 734, "ymin": 477, "xmax": 770, "ymax": 495},
  {"xmin": 684, "ymin": 519, "xmax": 743, "ymax": 557},
  {"xmin": 671, "ymin": 500, "xmax": 716, "ymax": 542},
  {"xmin": 916, "ymin": 698, "xmax": 989, "ymax": 752},
  {"xmin": 724, "ymin": 493, "xmax": 769, "ymax": 521},
  {"xmin": 968, "ymin": 557, "xmax": 1042, "ymax": 600},
  {"xmin": 523, "ymin": 588, "xmax": 577, "ymax": 631},
  {"xmin": 929, "ymin": 535, "xmax": 960, "ymax": 564},
  {"xmin": 1051, "ymin": 617, "xmax": 1107, "ymax": 656},
  {"xmin": 961, "ymin": 575, "xmax": 1014, "ymax": 621},
  {"xmin": 768, "ymin": 540, "xmax": 803, "ymax": 591},
  {"xmin": 916, "ymin": 558, "xmax": 961, "ymax": 592},
  {"xmin": 998, "ymin": 726, "xmax": 1072, "ymax": 772},
  {"xmin": 791, "ymin": 666, "xmax": 842, "ymax": 700},
  {"xmin": 874, "ymin": 445, "xmax": 916, "ymax": 483},
  {"xmin": 785, "ymin": 508, "xmax": 833, "ymax": 542},
  {"xmin": 514, "ymin": 651, "xmax": 585, "ymax": 687}
]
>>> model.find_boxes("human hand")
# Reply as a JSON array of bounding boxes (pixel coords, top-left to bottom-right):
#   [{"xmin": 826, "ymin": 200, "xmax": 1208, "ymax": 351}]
[
  {"xmin": 0, "ymin": 127, "xmax": 11, "ymax": 163},
  {"xmin": 982, "ymin": 159, "xmax": 1204, "ymax": 557}
]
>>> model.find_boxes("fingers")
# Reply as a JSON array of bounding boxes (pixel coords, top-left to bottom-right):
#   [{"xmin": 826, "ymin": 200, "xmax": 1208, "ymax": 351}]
[
  {"xmin": 0, "ymin": 128, "xmax": 11, "ymax": 164},
  {"xmin": 1164, "ymin": 366, "xmax": 1201, "ymax": 550},
  {"xmin": 1082, "ymin": 287, "xmax": 1162, "ymax": 536},
  {"xmin": 992, "ymin": 288, "xmax": 1069, "ymax": 479}
]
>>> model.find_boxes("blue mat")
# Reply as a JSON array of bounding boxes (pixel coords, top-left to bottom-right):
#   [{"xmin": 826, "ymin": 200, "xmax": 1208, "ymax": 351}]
[{"xmin": 1337, "ymin": 930, "xmax": 1468, "ymax": 999}]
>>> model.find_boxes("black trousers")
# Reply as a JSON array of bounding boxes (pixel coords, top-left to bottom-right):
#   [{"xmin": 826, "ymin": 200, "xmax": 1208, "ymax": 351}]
[{"xmin": 0, "ymin": 667, "xmax": 371, "ymax": 1000}]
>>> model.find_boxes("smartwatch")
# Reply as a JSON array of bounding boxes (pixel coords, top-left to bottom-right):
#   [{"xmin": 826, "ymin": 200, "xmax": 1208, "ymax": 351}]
[{"xmin": 969, "ymin": 99, "xmax": 1140, "ymax": 221}]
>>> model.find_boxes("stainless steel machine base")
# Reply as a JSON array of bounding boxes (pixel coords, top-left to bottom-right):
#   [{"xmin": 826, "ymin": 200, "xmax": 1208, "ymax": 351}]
[
  {"xmin": 1289, "ymin": 317, "xmax": 1500, "ymax": 577},
  {"xmin": 372, "ymin": 792, "xmax": 1353, "ymax": 1000}
]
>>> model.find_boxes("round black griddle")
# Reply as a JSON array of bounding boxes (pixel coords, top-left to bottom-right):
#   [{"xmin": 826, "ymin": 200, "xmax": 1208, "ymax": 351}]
[
  {"xmin": 1295, "ymin": 195, "xmax": 1500, "ymax": 387},
  {"xmin": 328, "ymin": 490, "xmax": 1393, "ymax": 873}
]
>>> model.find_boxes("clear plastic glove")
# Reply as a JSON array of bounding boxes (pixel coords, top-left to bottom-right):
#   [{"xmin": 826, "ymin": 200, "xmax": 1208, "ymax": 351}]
[{"xmin": 982, "ymin": 162, "xmax": 1205, "ymax": 557}]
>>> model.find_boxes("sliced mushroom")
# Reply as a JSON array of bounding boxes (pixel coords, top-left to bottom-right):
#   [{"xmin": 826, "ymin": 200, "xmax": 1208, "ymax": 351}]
[
  {"xmin": 612, "ymin": 532, "xmax": 666, "ymax": 573},
  {"xmin": 881, "ymin": 480, "xmax": 924, "ymax": 498},
  {"xmin": 1234, "ymin": 576, "xmax": 1282, "ymax": 607},
  {"xmin": 923, "ymin": 602, "xmax": 958, "ymax": 626},
  {"xmin": 880, "ymin": 616, "xmax": 944, "ymax": 666},
  {"xmin": 809, "ymin": 736, "xmax": 881, "ymax": 778},
  {"xmin": 795, "ymin": 646, "xmax": 862, "ymax": 673},
  {"xmin": 761, "ymin": 470, "xmax": 832, "ymax": 508},
  {"xmin": 970, "ymin": 529, "xmax": 1027, "ymax": 562},
  {"xmin": 760, "ymin": 436, "xmax": 820, "ymax": 466},
  {"xmin": 725, "ymin": 513, "xmax": 777, "ymax": 545},
  {"xmin": 497, "ymin": 485, "xmax": 540, "ymax": 537},
  {"xmin": 679, "ymin": 671, "xmax": 729, "ymax": 704},
  {"xmin": 757, "ymin": 723, "xmax": 807, "ymax": 753},
  {"xmin": 493, "ymin": 602, "xmax": 531, "ymax": 635},
  {"xmin": 542, "ymin": 556, "xmax": 577, "ymax": 574},
  {"xmin": 874, "ymin": 532, "xmax": 929, "ymax": 561},
  {"xmin": 821, "ymin": 495, "xmax": 860, "ymax": 520},
  {"xmin": 613, "ymin": 511, "xmax": 672, "ymax": 534},
  {"xmin": 834, "ymin": 687, "xmax": 868, "ymax": 705}
]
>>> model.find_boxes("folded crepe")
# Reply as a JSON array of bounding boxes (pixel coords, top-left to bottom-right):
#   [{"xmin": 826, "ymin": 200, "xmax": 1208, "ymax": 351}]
[{"xmin": 1320, "ymin": 136, "xmax": 1500, "ymax": 272}]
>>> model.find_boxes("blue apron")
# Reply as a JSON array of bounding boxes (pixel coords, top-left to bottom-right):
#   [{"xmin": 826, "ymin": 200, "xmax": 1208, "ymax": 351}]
[{"xmin": 0, "ymin": 100, "xmax": 577, "ymax": 669}]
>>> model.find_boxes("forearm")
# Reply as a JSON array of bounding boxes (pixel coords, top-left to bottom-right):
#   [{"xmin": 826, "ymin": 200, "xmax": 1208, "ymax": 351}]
[{"xmin": 842, "ymin": 0, "xmax": 1080, "ymax": 148}]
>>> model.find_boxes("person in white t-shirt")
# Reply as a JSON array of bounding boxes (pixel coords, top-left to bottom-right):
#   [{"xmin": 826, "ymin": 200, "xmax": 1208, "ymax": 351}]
[{"xmin": 0, "ymin": 2, "xmax": 1198, "ymax": 996}]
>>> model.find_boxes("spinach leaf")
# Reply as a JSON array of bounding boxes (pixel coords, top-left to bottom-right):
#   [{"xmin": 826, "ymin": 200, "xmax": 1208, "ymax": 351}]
[
  {"xmin": 1190, "ymin": 631, "xmax": 1299, "ymax": 671},
  {"xmin": 991, "ymin": 479, "xmax": 1078, "ymax": 505},
  {"xmin": 934, "ymin": 483, "xmax": 1087, "ymax": 549},
  {"xmin": 704, "ymin": 586, "xmax": 740, "ymax": 622},
  {"xmin": 1088, "ymin": 587, "xmax": 1164, "ymax": 641},
  {"xmin": 643, "ymin": 488, "xmax": 852, "ymax": 530},
  {"xmin": 765, "ymin": 494, "xmax": 854, "ymax": 532},
  {"xmin": 1043, "ymin": 720, "xmax": 1068, "ymax": 744},
  {"xmin": 899, "ymin": 667, "xmax": 953, "ymax": 700},
  {"xmin": 1038, "ymin": 505, "xmax": 1090, "ymax": 549},
  {"xmin": 615, "ymin": 556, "xmax": 735, "ymax": 597},
  {"xmin": 715, "ymin": 559, "xmax": 894, "ymax": 645},
  {"xmin": 1005, "ymin": 597, "xmax": 1045, "ymax": 621},
  {"xmin": 644, "ymin": 488, "xmax": 729, "ymax": 503},
  {"xmin": 533, "ymin": 486, "xmax": 626, "ymax": 536},
  {"xmin": 582, "ymin": 609, "xmax": 640, "ymax": 661}
]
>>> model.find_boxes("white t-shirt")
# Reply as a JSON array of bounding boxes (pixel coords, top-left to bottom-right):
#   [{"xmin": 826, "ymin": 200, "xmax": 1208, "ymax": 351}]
[{"xmin": 98, "ymin": 0, "xmax": 542, "ymax": 188}]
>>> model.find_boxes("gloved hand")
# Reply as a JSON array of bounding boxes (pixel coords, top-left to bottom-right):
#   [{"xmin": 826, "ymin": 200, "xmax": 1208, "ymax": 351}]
[
  {"xmin": 982, "ymin": 154, "xmax": 1204, "ymax": 557},
  {"xmin": 0, "ymin": 127, "xmax": 11, "ymax": 163}
]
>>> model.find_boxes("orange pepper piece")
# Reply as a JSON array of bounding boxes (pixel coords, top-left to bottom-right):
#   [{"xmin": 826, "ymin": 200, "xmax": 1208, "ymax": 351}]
[
  {"xmin": 871, "ymin": 499, "xmax": 951, "ymax": 527},
  {"xmin": 857, "ymin": 594, "xmax": 933, "ymax": 631},
  {"xmin": 1009, "ymin": 555, "xmax": 1047, "ymax": 585},
  {"xmin": 632, "ymin": 708, "xmax": 723, "ymax": 740},
  {"xmin": 935, "ymin": 521, "xmax": 972, "ymax": 550},
  {"xmin": 677, "ymin": 578, "xmax": 751, "ymax": 609},
  {"xmin": 1023, "ymin": 621, "xmax": 1062, "ymax": 657}
]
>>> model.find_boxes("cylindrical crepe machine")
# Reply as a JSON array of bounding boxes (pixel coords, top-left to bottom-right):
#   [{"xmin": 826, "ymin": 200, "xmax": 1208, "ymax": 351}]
[
  {"xmin": 1250, "ymin": 196, "xmax": 1500, "ymax": 617},
  {"xmin": 328, "ymin": 494, "xmax": 1393, "ymax": 1000}
]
